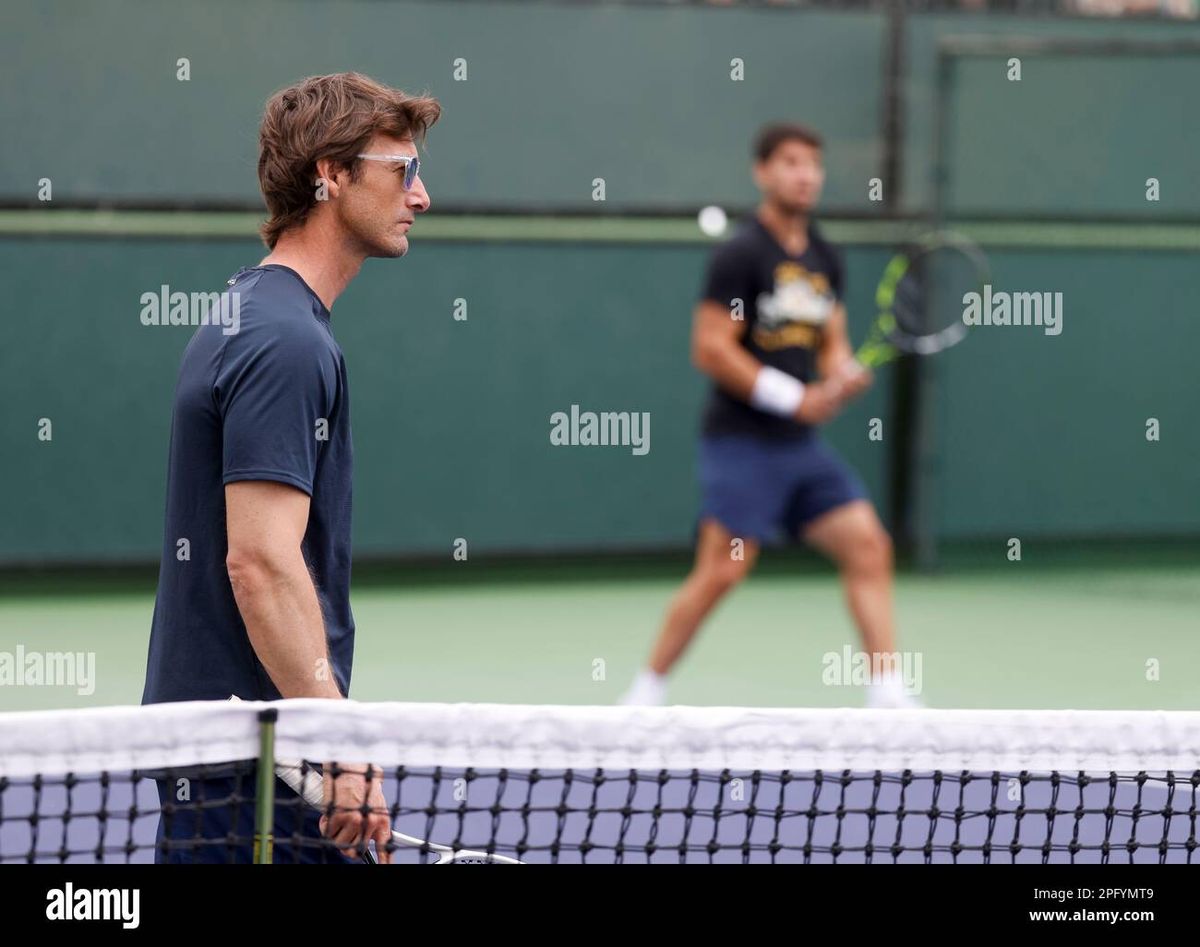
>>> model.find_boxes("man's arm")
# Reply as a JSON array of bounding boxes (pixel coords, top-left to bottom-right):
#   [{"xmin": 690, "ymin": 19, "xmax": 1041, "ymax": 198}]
[
  {"xmin": 818, "ymin": 303, "xmax": 855, "ymax": 378},
  {"xmin": 225, "ymin": 478, "xmax": 392, "ymax": 861},
  {"xmin": 225, "ymin": 479, "xmax": 342, "ymax": 699},
  {"xmin": 691, "ymin": 300, "xmax": 845, "ymax": 425}
]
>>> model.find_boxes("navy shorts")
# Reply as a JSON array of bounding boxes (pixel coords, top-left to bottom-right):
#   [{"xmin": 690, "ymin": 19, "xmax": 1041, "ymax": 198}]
[
  {"xmin": 698, "ymin": 434, "xmax": 868, "ymax": 544},
  {"xmin": 153, "ymin": 764, "xmax": 355, "ymax": 864}
]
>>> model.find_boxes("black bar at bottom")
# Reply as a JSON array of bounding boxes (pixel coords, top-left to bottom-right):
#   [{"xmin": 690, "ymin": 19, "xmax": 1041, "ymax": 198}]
[{"xmin": 2, "ymin": 863, "xmax": 1190, "ymax": 935}]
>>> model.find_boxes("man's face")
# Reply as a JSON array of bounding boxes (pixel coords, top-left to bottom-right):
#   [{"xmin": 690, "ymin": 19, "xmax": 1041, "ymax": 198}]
[
  {"xmin": 336, "ymin": 133, "xmax": 431, "ymax": 258},
  {"xmin": 753, "ymin": 139, "xmax": 825, "ymax": 214}
]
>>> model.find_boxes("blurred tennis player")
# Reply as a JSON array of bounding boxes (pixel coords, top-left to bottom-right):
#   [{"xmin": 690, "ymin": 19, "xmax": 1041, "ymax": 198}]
[
  {"xmin": 141, "ymin": 73, "xmax": 439, "ymax": 861},
  {"xmin": 620, "ymin": 123, "xmax": 917, "ymax": 709}
]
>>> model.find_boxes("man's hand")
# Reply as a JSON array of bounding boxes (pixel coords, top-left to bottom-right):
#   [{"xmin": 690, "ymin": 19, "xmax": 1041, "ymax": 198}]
[
  {"xmin": 319, "ymin": 764, "xmax": 393, "ymax": 863},
  {"xmin": 793, "ymin": 361, "xmax": 873, "ymax": 426},
  {"xmin": 794, "ymin": 379, "xmax": 845, "ymax": 425},
  {"xmin": 834, "ymin": 359, "xmax": 873, "ymax": 403}
]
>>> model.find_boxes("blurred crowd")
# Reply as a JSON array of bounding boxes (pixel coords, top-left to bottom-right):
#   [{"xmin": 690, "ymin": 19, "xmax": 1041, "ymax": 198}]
[
  {"xmin": 1067, "ymin": 0, "xmax": 1196, "ymax": 15},
  {"xmin": 697, "ymin": 0, "xmax": 1198, "ymax": 16}
]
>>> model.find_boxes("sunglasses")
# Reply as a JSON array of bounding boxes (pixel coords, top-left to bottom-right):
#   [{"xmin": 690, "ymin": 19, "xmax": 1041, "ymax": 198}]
[{"xmin": 356, "ymin": 153, "xmax": 421, "ymax": 189}]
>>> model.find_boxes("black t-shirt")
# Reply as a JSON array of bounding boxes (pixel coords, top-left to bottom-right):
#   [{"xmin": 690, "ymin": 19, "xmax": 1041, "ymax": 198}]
[
  {"xmin": 700, "ymin": 216, "xmax": 844, "ymax": 439},
  {"xmin": 142, "ymin": 264, "xmax": 354, "ymax": 704}
]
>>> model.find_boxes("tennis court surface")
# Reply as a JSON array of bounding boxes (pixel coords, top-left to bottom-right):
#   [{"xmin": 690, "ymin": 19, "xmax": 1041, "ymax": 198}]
[{"xmin": 2, "ymin": 699, "xmax": 1197, "ymax": 864}]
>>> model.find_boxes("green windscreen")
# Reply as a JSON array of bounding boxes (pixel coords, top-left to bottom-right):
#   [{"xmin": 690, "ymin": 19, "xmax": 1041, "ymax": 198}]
[{"xmin": 2, "ymin": 212, "xmax": 1196, "ymax": 564}]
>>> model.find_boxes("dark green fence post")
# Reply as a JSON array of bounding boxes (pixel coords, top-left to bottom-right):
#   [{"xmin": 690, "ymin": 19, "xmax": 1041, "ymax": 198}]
[{"xmin": 254, "ymin": 706, "xmax": 278, "ymax": 864}]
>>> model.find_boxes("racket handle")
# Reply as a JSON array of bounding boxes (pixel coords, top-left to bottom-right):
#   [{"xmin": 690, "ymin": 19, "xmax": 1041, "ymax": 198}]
[{"xmin": 276, "ymin": 760, "xmax": 325, "ymax": 809}]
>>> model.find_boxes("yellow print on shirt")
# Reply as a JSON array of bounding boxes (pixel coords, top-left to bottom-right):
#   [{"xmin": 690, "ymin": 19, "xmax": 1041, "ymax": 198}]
[{"xmin": 752, "ymin": 262, "xmax": 836, "ymax": 352}]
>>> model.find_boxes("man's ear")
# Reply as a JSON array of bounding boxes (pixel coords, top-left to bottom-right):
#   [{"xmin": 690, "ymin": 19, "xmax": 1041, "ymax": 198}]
[{"xmin": 313, "ymin": 157, "xmax": 347, "ymax": 196}]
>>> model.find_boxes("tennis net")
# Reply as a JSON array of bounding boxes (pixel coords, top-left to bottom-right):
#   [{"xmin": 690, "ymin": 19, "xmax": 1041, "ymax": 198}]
[{"xmin": 1, "ymin": 700, "xmax": 1197, "ymax": 864}]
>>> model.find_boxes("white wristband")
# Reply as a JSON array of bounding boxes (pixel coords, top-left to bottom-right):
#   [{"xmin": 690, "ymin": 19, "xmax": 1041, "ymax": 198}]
[{"xmin": 750, "ymin": 366, "xmax": 805, "ymax": 417}]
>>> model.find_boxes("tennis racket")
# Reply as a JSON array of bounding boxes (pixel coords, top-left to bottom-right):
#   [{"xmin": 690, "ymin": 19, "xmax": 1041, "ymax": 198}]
[
  {"xmin": 854, "ymin": 230, "xmax": 989, "ymax": 368},
  {"xmin": 275, "ymin": 758, "xmax": 524, "ymax": 865}
]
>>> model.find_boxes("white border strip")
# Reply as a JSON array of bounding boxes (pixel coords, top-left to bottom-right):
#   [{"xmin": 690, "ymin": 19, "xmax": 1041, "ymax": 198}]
[
  {"xmin": 0, "ymin": 700, "xmax": 259, "ymax": 778},
  {"xmin": 2, "ymin": 700, "xmax": 1199, "ymax": 778},
  {"xmin": 275, "ymin": 701, "xmax": 1200, "ymax": 773}
]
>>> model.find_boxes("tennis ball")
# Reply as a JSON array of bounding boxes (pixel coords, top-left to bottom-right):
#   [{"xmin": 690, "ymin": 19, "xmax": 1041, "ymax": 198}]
[{"xmin": 698, "ymin": 205, "xmax": 727, "ymax": 238}]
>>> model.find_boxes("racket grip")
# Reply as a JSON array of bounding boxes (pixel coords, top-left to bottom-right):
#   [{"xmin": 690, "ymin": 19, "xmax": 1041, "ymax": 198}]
[
  {"xmin": 276, "ymin": 760, "xmax": 326, "ymax": 809},
  {"xmin": 227, "ymin": 696, "xmax": 329, "ymax": 809}
]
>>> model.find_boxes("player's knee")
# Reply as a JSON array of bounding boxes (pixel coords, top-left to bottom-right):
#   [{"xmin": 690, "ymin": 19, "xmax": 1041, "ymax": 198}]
[
  {"xmin": 857, "ymin": 527, "xmax": 893, "ymax": 575},
  {"xmin": 700, "ymin": 556, "xmax": 751, "ymax": 594},
  {"xmin": 842, "ymin": 525, "xmax": 891, "ymax": 576}
]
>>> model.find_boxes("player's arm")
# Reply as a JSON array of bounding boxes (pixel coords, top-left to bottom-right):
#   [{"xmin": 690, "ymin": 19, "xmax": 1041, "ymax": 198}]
[
  {"xmin": 691, "ymin": 300, "xmax": 845, "ymax": 425},
  {"xmin": 225, "ymin": 479, "xmax": 342, "ymax": 699},
  {"xmin": 225, "ymin": 479, "xmax": 392, "ymax": 861},
  {"xmin": 817, "ymin": 302, "xmax": 855, "ymax": 378},
  {"xmin": 818, "ymin": 302, "xmax": 872, "ymax": 401}
]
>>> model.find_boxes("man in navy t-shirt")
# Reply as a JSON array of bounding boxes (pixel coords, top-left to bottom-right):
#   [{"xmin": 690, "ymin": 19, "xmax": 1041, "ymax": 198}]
[
  {"xmin": 142, "ymin": 72, "xmax": 439, "ymax": 862},
  {"xmin": 143, "ymin": 264, "xmax": 354, "ymax": 707},
  {"xmin": 619, "ymin": 123, "xmax": 918, "ymax": 709}
]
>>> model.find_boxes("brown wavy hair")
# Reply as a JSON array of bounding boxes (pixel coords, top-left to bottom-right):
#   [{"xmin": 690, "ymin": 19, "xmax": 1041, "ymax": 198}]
[
  {"xmin": 258, "ymin": 73, "xmax": 441, "ymax": 248},
  {"xmin": 754, "ymin": 122, "xmax": 823, "ymax": 163}
]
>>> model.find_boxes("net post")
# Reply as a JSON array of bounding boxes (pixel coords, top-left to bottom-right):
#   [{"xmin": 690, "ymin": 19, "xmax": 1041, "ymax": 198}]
[{"xmin": 254, "ymin": 706, "xmax": 278, "ymax": 864}]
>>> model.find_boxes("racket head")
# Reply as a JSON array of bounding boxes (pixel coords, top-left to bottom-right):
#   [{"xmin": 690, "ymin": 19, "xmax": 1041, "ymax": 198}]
[
  {"xmin": 860, "ymin": 231, "xmax": 989, "ymax": 366},
  {"xmin": 426, "ymin": 844, "xmax": 522, "ymax": 865}
]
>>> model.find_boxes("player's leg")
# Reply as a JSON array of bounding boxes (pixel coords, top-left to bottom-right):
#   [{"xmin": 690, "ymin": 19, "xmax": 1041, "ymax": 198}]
[
  {"xmin": 620, "ymin": 433, "xmax": 785, "ymax": 706},
  {"xmin": 653, "ymin": 518, "xmax": 761, "ymax": 675},
  {"xmin": 802, "ymin": 499, "xmax": 916, "ymax": 707},
  {"xmin": 803, "ymin": 500, "xmax": 895, "ymax": 656},
  {"xmin": 783, "ymin": 437, "xmax": 916, "ymax": 707},
  {"xmin": 650, "ymin": 518, "xmax": 760, "ymax": 677},
  {"xmin": 620, "ymin": 431, "xmax": 793, "ymax": 705},
  {"xmin": 619, "ymin": 518, "xmax": 759, "ymax": 706}
]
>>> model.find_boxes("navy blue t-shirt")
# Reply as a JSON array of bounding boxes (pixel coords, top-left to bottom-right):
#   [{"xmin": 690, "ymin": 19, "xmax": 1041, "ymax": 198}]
[
  {"xmin": 700, "ymin": 217, "xmax": 844, "ymax": 440},
  {"xmin": 142, "ymin": 265, "xmax": 354, "ymax": 704}
]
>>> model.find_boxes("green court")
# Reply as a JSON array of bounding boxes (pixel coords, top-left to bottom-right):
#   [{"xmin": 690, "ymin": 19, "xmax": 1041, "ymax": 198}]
[{"xmin": 3, "ymin": 553, "xmax": 1194, "ymax": 712}]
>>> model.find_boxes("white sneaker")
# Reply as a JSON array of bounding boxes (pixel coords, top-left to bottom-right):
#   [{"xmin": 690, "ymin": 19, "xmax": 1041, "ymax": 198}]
[
  {"xmin": 617, "ymin": 669, "xmax": 667, "ymax": 706},
  {"xmin": 866, "ymin": 672, "xmax": 924, "ymax": 709},
  {"xmin": 866, "ymin": 688, "xmax": 924, "ymax": 709}
]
